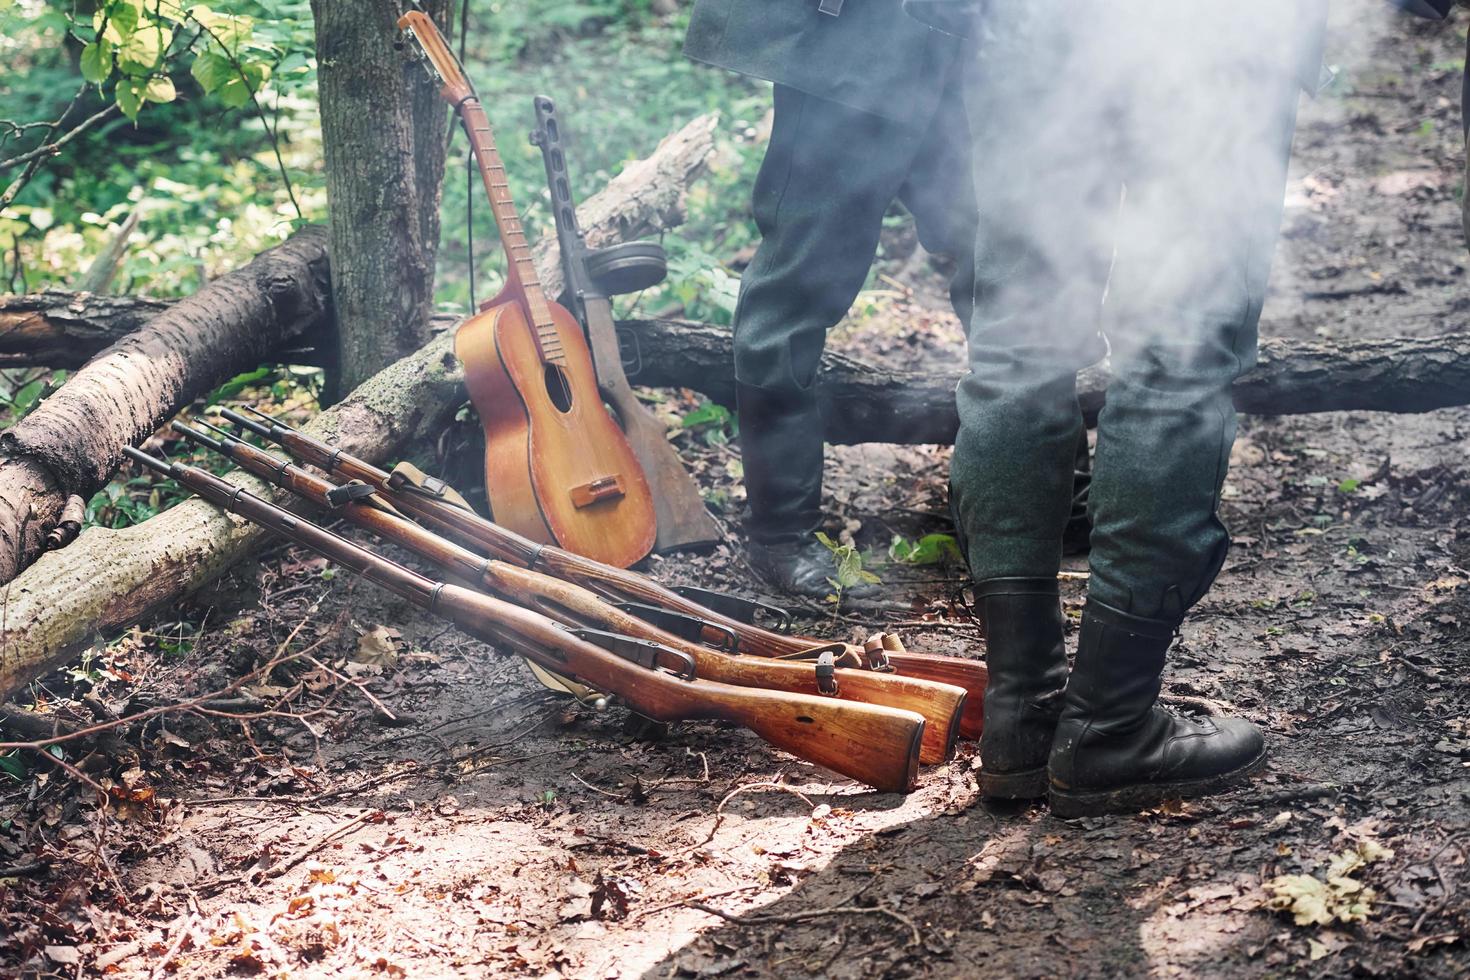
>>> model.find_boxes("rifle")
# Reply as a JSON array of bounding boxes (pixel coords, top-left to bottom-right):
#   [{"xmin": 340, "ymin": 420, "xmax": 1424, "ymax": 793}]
[
  {"xmin": 529, "ymin": 94, "xmax": 722, "ymax": 554},
  {"xmin": 122, "ymin": 446, "xmax": 926, "ymax": 793},
  {"xmin": 218, "ymin": 407, "xmax": 988, "ymax": 739},
  {"xmin": 170, "ymin": 420, "xmax": 964, "ymax": 763}
]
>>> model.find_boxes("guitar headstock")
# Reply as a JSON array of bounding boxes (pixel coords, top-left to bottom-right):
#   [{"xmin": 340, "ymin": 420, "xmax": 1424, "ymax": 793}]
[{"xmin": 396, "ymin": 10, "xmax": 474, "ymax": 105}]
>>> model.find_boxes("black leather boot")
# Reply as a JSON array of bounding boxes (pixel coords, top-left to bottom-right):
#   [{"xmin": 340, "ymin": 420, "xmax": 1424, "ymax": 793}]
[
  {"xmin": 1048, "ymin": 600, "xmax": 1266, "ymax": 818},
  {"xmin": 738, "ymin": 382, "xmax": 878, "ymax": 602},
  {"xmin": 976, "ymin": 578, "xmax": 1069, "ymax": 800}
]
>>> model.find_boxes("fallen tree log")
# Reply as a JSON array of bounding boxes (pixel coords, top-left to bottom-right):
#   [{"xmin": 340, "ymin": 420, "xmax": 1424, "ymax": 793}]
[
  {"xmin": 0, "ymin": 227, "xmax": 331, "ymax": 586},
  {"xmin": 0, "ymin": 115, "xmax": 721, "ymax": 698},
  {"xmin": 0, "ymin": 332, "xmax": 464, "ymax": 704},
  {"xmin": 0, "ymin": 114, "xmax": 719, "ymax": 592},
  {"xmin": 0, "ymin": 290, "xmax": 171, "ymax": 368},
  {"xmin": 0, "ymin": 113, "xmax": 721, "ymax": 370},
  {"xmin": 616, "ymin": 319, "xmax": 1470, "ymax": 443},
  {"xmin": 14, "ymin": 300, "xmax": 1470, "ymax": 441}
]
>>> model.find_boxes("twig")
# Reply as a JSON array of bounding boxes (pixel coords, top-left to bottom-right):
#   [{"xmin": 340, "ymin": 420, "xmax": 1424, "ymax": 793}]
[
  {"xmin": 304, "ymin": 654, "xmax": 400, "ymax": 723},
  {"xmin": 695, "ymin": 781, "xmax": 816, "ymax": 848},
  {"xmin": 0, "ymin": 102, "xmax": 115, "ymax": 170},
  {"xmin": 631, "ymin": 884, "xmax": 761, "ymax": 921},
  {"xmin": 147, "ymin": 912, "xmax": 197, "ymax": 980},
  {"xmin": 684, "ymin": 900, "xmax": 923, "ymax": 949},
  {"xmin": 570, "ymin": 771, "xmax": 627, "ymax": 800},
  {"xmin": 0, "ymin": 860, "xmax": 46, "ymax": 878},
  {"xmin": 0, "ymin": 624, "xmax": 332, "ymax": 753},
  {"xmin": 1250, "ymin": 783, "xmax": 1343, "ymax": 806},
  {"xmin": 250, "ymin": 809, "xmax": 378, "ymax": 883}
]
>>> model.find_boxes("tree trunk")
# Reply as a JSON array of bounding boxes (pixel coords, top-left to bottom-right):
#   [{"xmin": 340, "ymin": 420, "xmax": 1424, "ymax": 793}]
[
  {"xmin": 0, "ymin": 228, "xmax": 330, "ymax": 585},
  {"xmin": 0, "ymin": 332, "xmax": 465, "ymax": 703},
  {"xmin": 617, "ymin": 319, "xmax": 1470, "ymax": 442},
  {"xmin": 310, "ymin": 0, "xmax": 452, "ymax": 398}
]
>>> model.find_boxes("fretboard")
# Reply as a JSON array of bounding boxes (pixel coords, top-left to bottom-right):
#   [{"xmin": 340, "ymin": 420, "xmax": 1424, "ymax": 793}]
[{"xmin": 462, "ymin": 100, "xmax": 563, "ymax": 365}]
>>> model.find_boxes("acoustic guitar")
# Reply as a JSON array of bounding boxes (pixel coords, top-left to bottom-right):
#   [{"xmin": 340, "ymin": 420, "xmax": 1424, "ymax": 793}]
[{"xmin": 398, "ymin": 11, "xmax": 656, "ymax": 568}]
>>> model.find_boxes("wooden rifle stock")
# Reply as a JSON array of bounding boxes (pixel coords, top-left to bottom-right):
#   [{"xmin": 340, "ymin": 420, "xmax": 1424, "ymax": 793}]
[
  {"xmin": 220, "ymin": 407, "xmax": 987, "ymax": 738},
  {"xmin": 123, "ymin": 447, "xmax": 924, "ymax": 792},
  {"xmin": 172, "ymin": 421, "xmax": 962, "ymax": 763}
]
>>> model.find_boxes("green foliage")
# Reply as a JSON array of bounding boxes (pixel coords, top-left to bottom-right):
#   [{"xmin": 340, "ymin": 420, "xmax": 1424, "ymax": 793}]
[
  {"xmin": 815, "ymin": 531, "xmax": 881, "ymax": 606},
  {"xmin": 679, "ymin": 399, "xmax": 737, "ymax": 445},
  {"xmin": 0, "ymin": 369, "xmax": 67, "ymax": 427},
  {"xmin": 1, "ymin": 0, "xmax": 322, "ymax": 297},
  {"xmin": 889, "ymin": 533, "xmax": 962, "ymax": 566},
  {"xmin": 3, "ymin": 2, "xmax": 773, "ymax": 532},
  {"xmin": 0, "ymin": 752, "xmax": 26, "ymax": 782},
  {"xmin": 64, "ymin": 1, "xmax": 291, "ymax": 122}
]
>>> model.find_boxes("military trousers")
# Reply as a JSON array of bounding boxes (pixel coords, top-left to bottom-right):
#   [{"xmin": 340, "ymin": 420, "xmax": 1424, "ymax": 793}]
[
  {"xmin": 951, "ymin": 3, "xmax": 1313, "ymax": 619},
  {"xmin": 734, "ymin": 75, "xmax": 975, "ymax": 544}
]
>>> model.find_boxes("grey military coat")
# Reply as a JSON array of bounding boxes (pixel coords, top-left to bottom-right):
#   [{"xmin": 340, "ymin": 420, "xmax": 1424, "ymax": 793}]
[{"xmin": 683, "ymin": 0, "xmax": 961, "ymax": 122}]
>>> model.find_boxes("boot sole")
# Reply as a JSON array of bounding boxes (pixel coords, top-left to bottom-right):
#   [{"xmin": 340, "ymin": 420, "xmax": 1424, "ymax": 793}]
[
  {"xmin": 1048, "ymin": 748, "xmax": 1268, "ymax": 819},
  {"xmin": 980, "ymin": 767, "xmax": 1050, "ymax": 801}
]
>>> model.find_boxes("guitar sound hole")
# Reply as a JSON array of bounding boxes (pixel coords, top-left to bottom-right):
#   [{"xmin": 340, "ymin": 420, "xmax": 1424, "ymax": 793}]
[{"xmin": 544, "ymin": 363, "xmax": 574, "ymax": 413}]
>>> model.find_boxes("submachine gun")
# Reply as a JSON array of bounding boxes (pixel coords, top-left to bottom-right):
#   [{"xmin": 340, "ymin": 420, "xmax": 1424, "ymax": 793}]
[{"xmin": 529, "ymin": 95, "xmax": 723, "ymax": 554}]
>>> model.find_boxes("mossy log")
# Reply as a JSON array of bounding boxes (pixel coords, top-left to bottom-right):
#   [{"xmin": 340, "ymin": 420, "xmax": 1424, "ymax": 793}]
[{"xmin": 0, "ymin": 333, "xmax": 463, "ymax": 703}]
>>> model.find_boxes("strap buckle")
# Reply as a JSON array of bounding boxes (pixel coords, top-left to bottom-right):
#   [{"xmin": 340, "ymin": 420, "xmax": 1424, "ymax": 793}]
[
  {"xmin": 862, "ymin": 633, "xmax": 901, "ymax": 673},
  {"xmin": 386, "ymin": 462, "xmax": 475, "ymax": 512},
  {"xmin": 814, "ymin": 649, "xmax": 839, "ymax": 696},
  {"xmin": 817, "ymin": 0, "xmax": 844, "ymax": 16},
  {"xmin": 324, "ymin": 480, "xmax": 380, "ymax": 509}
]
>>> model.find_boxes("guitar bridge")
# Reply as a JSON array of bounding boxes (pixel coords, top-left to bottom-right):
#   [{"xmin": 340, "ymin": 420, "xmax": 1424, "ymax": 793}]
[{"xmin": 570, "ymin": 474, "xmax": 625, "ymax": 509}]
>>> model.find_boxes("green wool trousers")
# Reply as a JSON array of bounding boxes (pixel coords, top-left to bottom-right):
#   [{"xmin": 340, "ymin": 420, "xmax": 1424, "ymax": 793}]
[
  {"xmin": 734, "ymin": 75, "xmax": 975, "ymax": 544},
  {"xmin": 951, "ymin": 3, "xmax": 1312, "ymax": 619}
]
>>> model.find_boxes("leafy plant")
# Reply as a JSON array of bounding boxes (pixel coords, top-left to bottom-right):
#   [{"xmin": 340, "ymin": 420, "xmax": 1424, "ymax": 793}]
[
  {"xmin": 679, "ymin": 399, "xmax": 737, "ymax": 445},
  {"xmin": 815, "ymin": 531, "xmax": 880, "ymax": 607},
  {"xmin": 889, "ymin": 533, "xmax": 962, "ymax": 566},
  {"xmin": 1264, "ymin": 839, "xmax": 1394, "ymax": 927},
  {"xmin": 0, "ymin": 752, "xmax": 26, "ymax": 782}
]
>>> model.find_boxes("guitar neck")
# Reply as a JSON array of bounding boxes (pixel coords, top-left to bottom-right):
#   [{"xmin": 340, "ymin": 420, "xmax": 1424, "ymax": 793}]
[{"xmin": 460, "ymin": 99, "xmax": 564, "ymax": 365}]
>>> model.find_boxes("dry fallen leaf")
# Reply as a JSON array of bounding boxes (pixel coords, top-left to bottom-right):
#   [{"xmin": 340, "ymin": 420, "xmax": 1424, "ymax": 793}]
[{"xmin": 354, "ymin": 625, "xmax": 401, "ymax": 666}]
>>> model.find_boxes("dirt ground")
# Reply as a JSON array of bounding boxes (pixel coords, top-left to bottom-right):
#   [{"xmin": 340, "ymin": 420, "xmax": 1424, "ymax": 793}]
[{"xmin": 4, "ymin": 3, "xmax": 1470, "ymax": 977}]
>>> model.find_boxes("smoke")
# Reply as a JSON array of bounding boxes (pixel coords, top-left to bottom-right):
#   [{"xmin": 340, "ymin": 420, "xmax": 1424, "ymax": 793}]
[{"xmin": 958, "ymin": 1, "xmax": 1327, "ymax": 369}]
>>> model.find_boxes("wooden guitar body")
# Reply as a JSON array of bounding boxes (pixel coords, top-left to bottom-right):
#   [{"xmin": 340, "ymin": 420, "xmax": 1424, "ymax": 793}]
[{"xmin": 457, "ymin": 295, "xmax": 656, "ymax": 569}]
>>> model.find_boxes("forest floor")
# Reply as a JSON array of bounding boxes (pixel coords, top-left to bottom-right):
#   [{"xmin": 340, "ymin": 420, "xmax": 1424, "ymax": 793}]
[{"xmin": 4, "ymin": 3, "xmax": 1470, "ymax": 978}]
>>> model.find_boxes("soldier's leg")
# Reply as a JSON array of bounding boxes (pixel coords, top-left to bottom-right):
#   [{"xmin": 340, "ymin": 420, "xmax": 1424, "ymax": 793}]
[
  {"xmin": 952, "ymin": 6, "xmax": 1114, "ymax": 799},
  {"xmin": 735, "ymin": 85, "xmax": 932, "ymax": 598},
  {"xmin": 896, "ymin": 62, "xmax": 976, "ymax": 332},
  {"xmin": 1049, "ymin": 6, "xmax": 1317, "ymax": 818},
  {"xmin": 901, "ymin": 63, "xmax": 1098, "ymax": 565}
]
